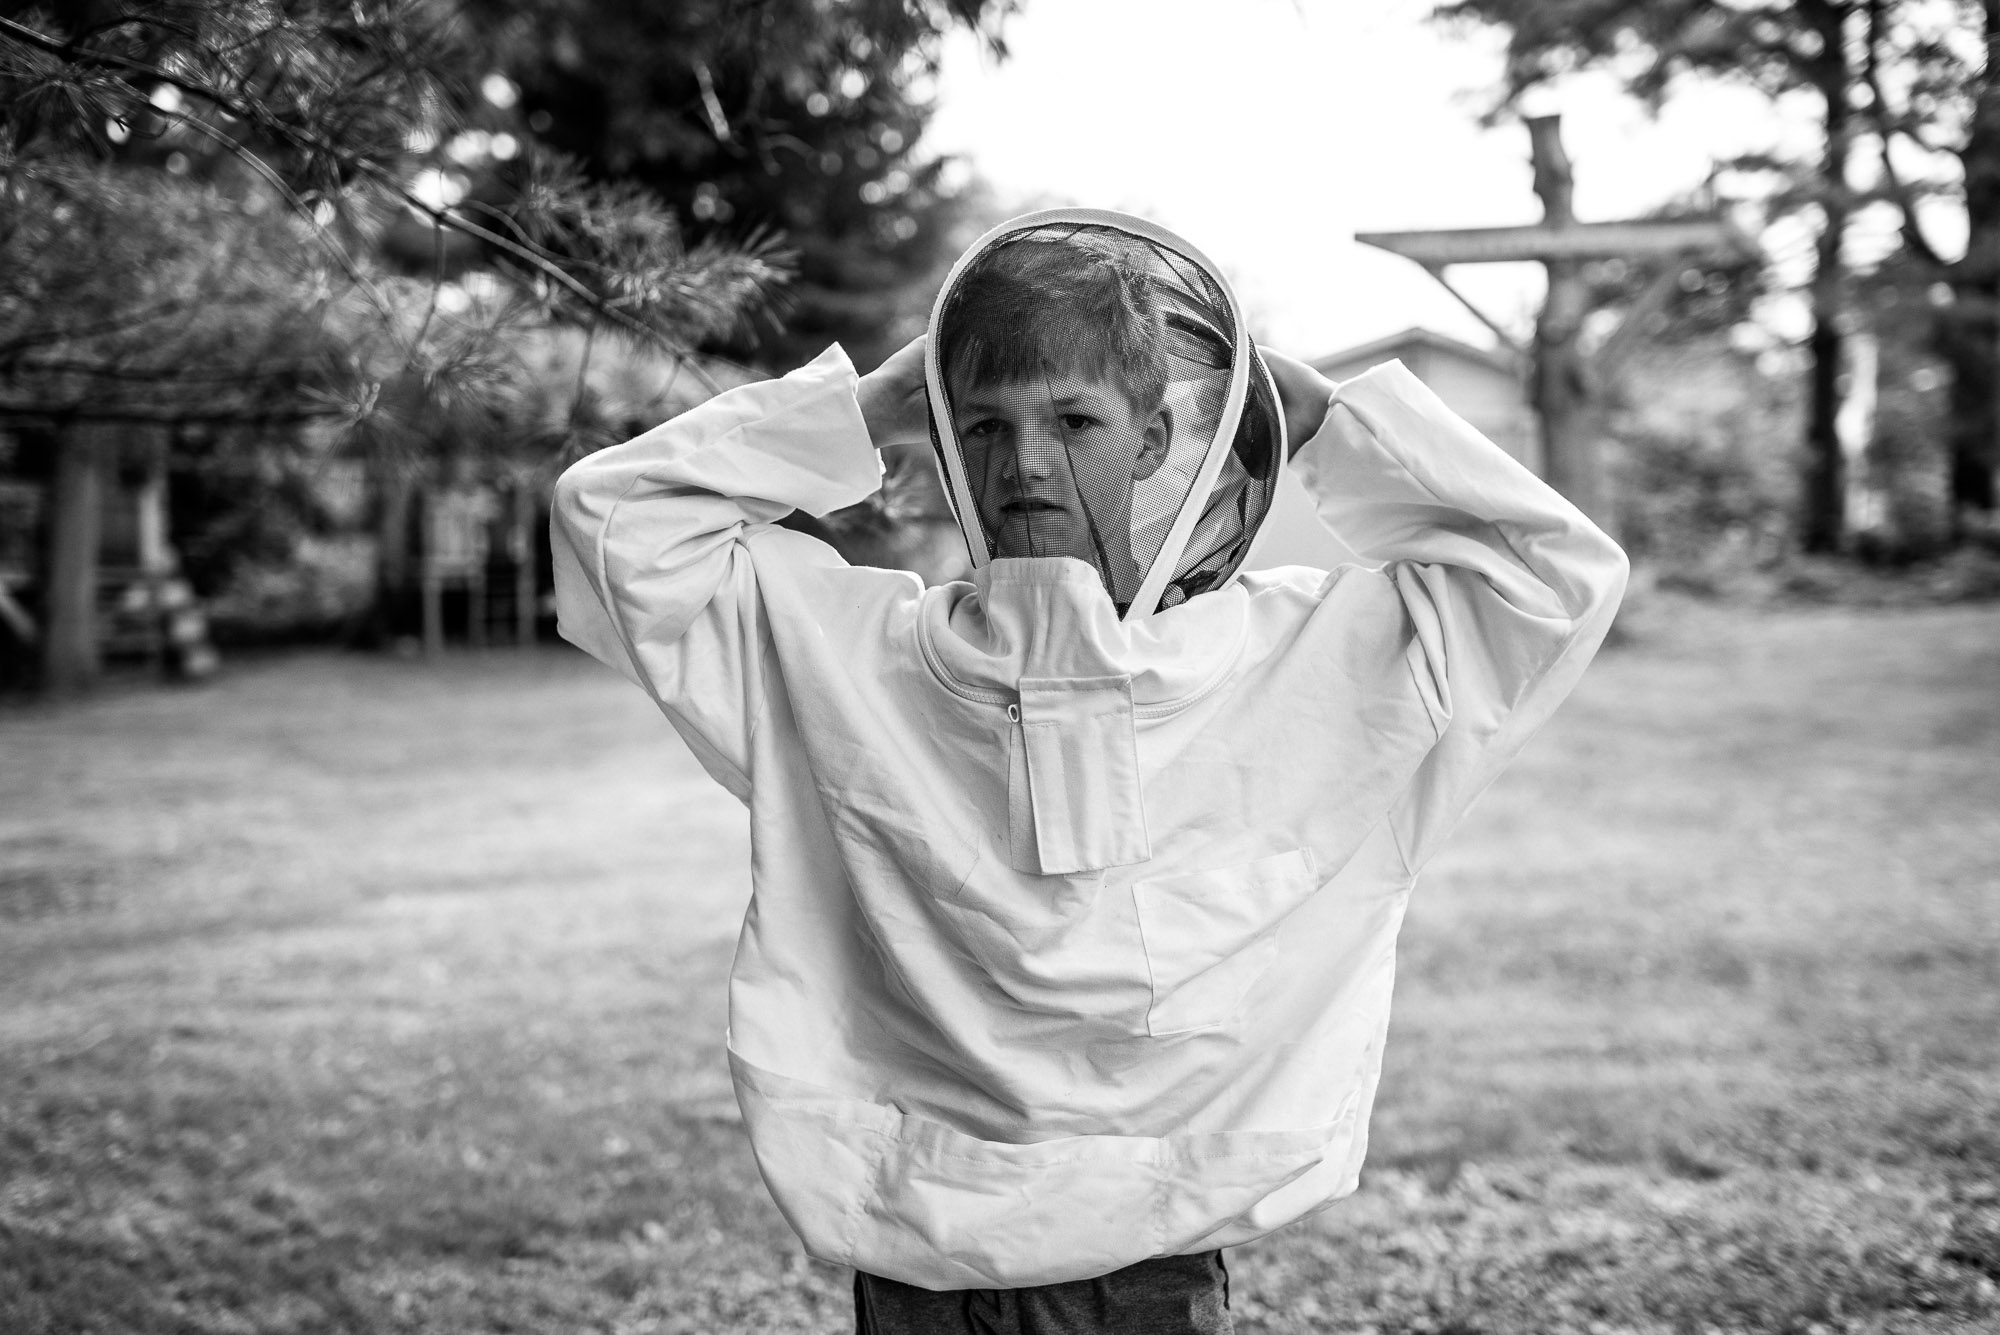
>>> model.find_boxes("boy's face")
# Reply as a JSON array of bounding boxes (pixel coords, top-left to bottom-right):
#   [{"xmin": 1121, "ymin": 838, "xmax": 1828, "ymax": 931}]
[{"xmin": 949, "ymin": 370, "xmax": 1171, "ymax": 581}]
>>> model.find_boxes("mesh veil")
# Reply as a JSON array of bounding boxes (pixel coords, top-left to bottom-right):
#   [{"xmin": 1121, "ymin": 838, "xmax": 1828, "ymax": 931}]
[{"xmin": 924, "ymin": 211, "xmax": 1284, "ymax": 619}]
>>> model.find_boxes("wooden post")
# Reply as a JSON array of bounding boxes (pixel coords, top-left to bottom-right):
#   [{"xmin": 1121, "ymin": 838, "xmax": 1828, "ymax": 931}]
[
  {"xmin": 43, "ymin": 422, "xmax": 109, "ymax": 694},
  {"xmin": 134, "ymin": 441, "xmax": 169, "ymax": 576},
  {"xmin": 421, "ymin": 565, "xmax": 444, "ymax": 657},
  {"xmin": 420, "ymin": 488, "xmax": 444, "ymax": 659},
  {"xmin": 514, "ymin": 479, "xmax": 536, "ymax": 650},
  {"xmin": 1526, "ymin": 115, "xmax": 1612, "ymax": 535},
  {"xmin": 134, "ymin": 430, "xmax": 171, "ymax": 675},
  {"xmin": 371, "ymin": 455, "xmax": 413, "ymax": 650},
  {"xmin": 467, "ymin": 561, "xmax": 487, "ymax": 649}
]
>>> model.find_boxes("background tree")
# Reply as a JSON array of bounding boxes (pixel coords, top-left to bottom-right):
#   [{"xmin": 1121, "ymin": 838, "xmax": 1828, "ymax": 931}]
[
  {"xmin": 455, "ymin": 0, "xmax": 1018, "ymax": 583},
  {"xmin": 470, "ymin": 0, "xmax": 1013, "ymax": 372},
  {"xmin": 1, "ymin": 0, "xmax": 1012, "ymax": 691},
  {"xmin": 1437, "ymin": 0, "xmax": 1994, "ymax": 552},
  {"xmin": 1586, "ymin": 203, "xmax": 1801, "ymax": 578},
  {"xmin": 1860, "ymin": 0, "xmax": 1999, "ymax": 530}
]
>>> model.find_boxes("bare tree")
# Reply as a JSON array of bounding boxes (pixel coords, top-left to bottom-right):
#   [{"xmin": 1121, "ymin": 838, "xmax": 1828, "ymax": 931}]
[{"xmin": 1437, "ymin": 0, "xmax": 1994, "ymax": 551}]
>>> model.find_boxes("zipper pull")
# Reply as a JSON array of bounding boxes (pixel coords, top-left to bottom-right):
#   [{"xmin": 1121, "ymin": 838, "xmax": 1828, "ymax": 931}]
[{"xmin": 1006, "ymin": 703, "xmax": 1021, "ymax": 723}]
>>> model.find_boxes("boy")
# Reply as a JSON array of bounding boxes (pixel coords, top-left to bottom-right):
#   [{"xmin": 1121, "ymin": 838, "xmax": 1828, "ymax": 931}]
[
  {"xmin": 932, "ymin": 227, "xmax": 1176, "ymax": 610},
  {"xmin": 551, "ymin": 210, "xmax": 1627, "ymax": 1333}
]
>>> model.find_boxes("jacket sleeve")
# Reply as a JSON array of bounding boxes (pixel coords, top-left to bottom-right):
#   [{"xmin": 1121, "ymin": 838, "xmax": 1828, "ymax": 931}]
[
  {"xmin": 1290, "ymin": 359, "xmax": 1629, "ymax": 872},
  {"xmin": 548, "ymin": 344, "xmax": 884, "ymax": 800}
]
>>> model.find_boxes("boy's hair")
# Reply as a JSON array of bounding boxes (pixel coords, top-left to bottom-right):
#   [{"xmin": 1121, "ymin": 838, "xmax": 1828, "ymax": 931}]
[{"xmin": 940, "ymin": 232, "xmax": 1169, "ymax": 414}]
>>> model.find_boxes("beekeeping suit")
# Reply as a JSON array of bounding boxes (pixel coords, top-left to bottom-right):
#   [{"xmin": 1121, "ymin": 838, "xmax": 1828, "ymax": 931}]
[{"xmin": 550, "ymin": 210, "xmax": 1628, "ymax": 1290}]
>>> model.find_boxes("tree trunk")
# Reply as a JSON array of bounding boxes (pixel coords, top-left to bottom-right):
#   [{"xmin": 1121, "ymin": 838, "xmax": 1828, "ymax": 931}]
[
  {"xmin": 1801, "ymin": 273, "xmax": 1846, "ymax": 553},
  {"xmin": 1799, "ymin": 4, "xmax": 1853, "ymax": 554},
  {"xmin": 43, "ymin": 422, "xmax": 109, "ymax": 694},
  {"xmin": 1945, "ymin": 0, "xmax": 2000, "ymax": 525},
  {"xmin": 1525, "ymin": 115, "xmax": 1614, "ymax": 534},
  {"xmin": 1939, "ymin": 306, "xmax": 1997, "ymax": 522}
]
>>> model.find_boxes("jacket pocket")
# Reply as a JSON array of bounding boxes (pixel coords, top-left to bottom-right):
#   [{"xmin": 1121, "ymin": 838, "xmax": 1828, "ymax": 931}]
[
  {"xmin": 1133, "ymin": 848, "xmax": 1319, "ymax": 1036},
  {"xmin": 1006, "ymin": 676, "xmax": 1151, "ymax": 876}
]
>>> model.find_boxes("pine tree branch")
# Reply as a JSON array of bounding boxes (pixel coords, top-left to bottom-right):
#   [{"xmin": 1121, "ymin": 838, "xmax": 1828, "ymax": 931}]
[
  {"xmin": 0, "ymin": 298, "xmax": 208, "ymax": 363},
  {"xmin": 0, "ymin": 399, "xmax": 347, "ymax": 426},
  {"xmin": 353, "ymin": 159, "xmax": 715, "ymax": 372},
  {"xmin": 0, "ymin": 11, "xmax": 731, "ymax": 378},
  {"xmin": 8, "ymin": 359, "xmax": 302, "ymax": 385},
  {"xmin": 167, "ymin": 111, "xmax": 411, "ymax": 339}
]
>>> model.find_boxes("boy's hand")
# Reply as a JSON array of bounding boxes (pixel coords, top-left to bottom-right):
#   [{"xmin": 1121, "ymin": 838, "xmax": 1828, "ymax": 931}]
[
  {"xmin": 856, "ymin": 336, "xmax": 932, "ymax": 452},
  {"xmin": 1258, "ymin": 346, "xmax": 1337, "ymax": 457}
]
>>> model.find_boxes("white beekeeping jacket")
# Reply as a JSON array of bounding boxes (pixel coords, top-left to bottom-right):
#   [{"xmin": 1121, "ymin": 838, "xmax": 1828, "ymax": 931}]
[{"xmin": 551, "ymin": 333, "xmax": 1626, "ymax": 1291}]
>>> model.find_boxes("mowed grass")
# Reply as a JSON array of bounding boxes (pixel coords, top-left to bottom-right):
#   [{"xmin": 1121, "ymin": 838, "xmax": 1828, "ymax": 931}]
[{"xmin": 2, "ymin": 601, "xmax": 1997, "ymax": 1334}]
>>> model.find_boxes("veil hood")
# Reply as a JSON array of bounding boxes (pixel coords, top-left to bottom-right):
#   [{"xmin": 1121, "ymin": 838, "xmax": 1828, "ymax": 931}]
[{"xmin": 922, "ymin": 209, "xmax": 1287, "ymax": 619}]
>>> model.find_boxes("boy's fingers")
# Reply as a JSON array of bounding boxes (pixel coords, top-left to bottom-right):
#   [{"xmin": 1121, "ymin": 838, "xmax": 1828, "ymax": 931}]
[
  {"xmin": 883, "ymin": 335, "xmax": 926, "ymax": 382},
  {"xmin": 1257, "ymin": 345, "xmax": 1337, "ymax": 453},
  {"xmin": 857, "ymin": 337, "xmax": 934, "ymax": 451}
]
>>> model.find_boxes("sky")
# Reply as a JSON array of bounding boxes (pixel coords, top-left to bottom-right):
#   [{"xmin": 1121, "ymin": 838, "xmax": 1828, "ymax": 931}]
[{"xmin": 925, "ymin": 0, "xmax": 1831, "ymax": 360}]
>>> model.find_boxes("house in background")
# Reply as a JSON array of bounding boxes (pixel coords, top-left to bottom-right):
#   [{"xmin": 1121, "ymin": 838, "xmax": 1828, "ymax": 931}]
[
  {"xmin": 1247, "ymin": 326, "xmax": 1539, "ymax": 572},
  {"xmin": 1310, "ymin": 326, "xmax": 1540, "ymax": 470}
]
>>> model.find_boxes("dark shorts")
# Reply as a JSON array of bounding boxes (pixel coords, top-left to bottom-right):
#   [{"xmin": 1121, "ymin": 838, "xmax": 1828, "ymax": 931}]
[{"xmin": 853, "ymin": 1251, "xmax": 1233, "ymax": 1335}]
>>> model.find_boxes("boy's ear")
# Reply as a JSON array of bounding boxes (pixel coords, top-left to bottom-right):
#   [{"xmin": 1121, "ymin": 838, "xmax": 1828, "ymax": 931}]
[{"xmin": 1131, "ymin": 403, "xmax": 1172, "ymax": 481}]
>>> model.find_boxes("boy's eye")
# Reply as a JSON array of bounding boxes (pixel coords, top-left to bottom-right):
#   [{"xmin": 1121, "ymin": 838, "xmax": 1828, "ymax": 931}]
[
  {"xmin": 963, "ymin": 417, "xmax": 1006, "ymax": 439},
  {"xmin": 1058, "ymin": 413, "xmax": 1099, "ymax": 433}
]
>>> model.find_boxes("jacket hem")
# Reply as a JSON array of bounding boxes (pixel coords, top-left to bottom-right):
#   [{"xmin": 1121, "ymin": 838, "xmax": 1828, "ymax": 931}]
[{"xmin": 728, "ymin": 1046, "xmax": 1364, "ymax": 1290}]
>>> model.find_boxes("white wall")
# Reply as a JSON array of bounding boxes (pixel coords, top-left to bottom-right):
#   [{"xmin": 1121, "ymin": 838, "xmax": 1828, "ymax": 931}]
[{"xmin": 1246, "ymin": 343, "xmax": 1538, "ymax": 574}]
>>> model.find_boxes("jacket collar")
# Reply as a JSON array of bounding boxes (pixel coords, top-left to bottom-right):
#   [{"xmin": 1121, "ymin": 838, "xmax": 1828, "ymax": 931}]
[{"xmin": 920, "ymin": 557, "xmax": 1246, "ymax": 708}]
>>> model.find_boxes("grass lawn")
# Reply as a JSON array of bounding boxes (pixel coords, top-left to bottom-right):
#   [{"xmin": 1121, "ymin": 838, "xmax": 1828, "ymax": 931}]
[{"xmin": 3, "ymin": 600, "xmax": 1997, "ymax": 1334}]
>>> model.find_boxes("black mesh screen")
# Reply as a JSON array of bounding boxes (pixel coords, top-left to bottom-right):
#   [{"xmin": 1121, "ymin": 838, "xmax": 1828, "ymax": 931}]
[{"xmin": 930, "ymin": 219, "xmax": 1283, "ymax": 618}]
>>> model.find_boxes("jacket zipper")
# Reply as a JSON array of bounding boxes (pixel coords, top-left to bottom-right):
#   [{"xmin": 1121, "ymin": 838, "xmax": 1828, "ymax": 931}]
[{"xmin": 916, "ymin": 596, "xmax": 1250, "ymax": 720}]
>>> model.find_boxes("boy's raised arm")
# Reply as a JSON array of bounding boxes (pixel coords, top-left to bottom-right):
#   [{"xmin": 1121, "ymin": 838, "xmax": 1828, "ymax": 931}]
[
  {"xmin": 1288, "ymin": 358, "xmax": 1629, "ymax": 871},
  {"xmin": 548, "ymin": 345, "xmax": 883, "ymax": 798}
]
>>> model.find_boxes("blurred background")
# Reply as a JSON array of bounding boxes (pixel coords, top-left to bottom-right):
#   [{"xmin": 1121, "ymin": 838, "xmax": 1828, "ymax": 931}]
[{"xmin": 2, "ymin": 2, "xmax": 1997, "ymax": 1332}]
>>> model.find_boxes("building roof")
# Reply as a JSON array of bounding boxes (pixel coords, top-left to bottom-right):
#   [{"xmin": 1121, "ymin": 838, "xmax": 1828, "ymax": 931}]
[{"xmin": 1308, "ymin": 325, "xmax": 1523, "ymax": 381}]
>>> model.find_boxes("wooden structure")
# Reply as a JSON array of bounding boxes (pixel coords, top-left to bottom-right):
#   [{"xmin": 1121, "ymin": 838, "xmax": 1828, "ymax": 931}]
[
  {"xmin": 407, "ymin": 474, "xmax": 549, "ymax": 656},
  {"xmin": 1355, "ymin": 218, "xmax": 1751, "ymax": 270},
  {"xmin": 1356, "ymin": 114, "xmax": 1756, "ymax": 534},
  {"xmin": 1312, "ymin": 327, "xmax": 1539, "ymax": 470}
]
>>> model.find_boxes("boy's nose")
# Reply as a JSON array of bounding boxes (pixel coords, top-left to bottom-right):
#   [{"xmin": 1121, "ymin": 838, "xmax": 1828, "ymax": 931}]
[{"xmin": 1014, "ymin": 427, "xmax": 1064, "ymax": 481}]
